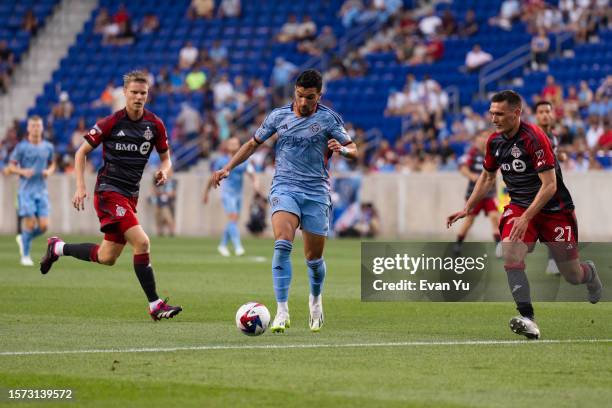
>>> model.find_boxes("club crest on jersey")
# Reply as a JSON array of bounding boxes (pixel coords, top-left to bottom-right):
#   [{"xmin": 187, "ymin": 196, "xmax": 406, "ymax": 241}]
[
  {"xmin": 511, "ymin": 145, "xmax": 521, "ymax": 158},
  {"xmin": 310, "ymin": 123, "xmax": 321, "ymax": 134},
  {"xmin": 143, "ymin": 126, "xmax": 154, "ymax": 141},
  {"xmin": 115, "ymin": 205, "xmax": 126, "ymax": 217},
  {"xmin": 270, "ymin": 197, "xmax": 280, "ymax": 207}
]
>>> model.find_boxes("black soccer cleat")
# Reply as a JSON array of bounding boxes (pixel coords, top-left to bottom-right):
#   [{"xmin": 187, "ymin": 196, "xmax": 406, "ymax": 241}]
[
  {"xmin": 40, "ymin": 236, "xmax": 62, "ymax": 275},
  {"xmin": 149, "ymin": 298, "xmax": 182, "ymax": 321}
]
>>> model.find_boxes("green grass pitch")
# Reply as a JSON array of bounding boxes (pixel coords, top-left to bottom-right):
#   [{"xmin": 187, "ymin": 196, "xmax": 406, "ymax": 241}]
[{"xmin": 1, "ymin": 235, "xmax": 610, "ymax": 407}]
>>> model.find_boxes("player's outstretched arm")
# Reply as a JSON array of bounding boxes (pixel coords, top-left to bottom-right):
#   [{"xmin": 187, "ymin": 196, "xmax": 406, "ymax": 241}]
[
  {"xmin": 73, "ymin": 142, "xmax": 94, "ymax": 211},
  {"xmin": 447, "ymin": 169, "xmax": 496, "ymax": 228},
  {"xmin": 6, "ymin": 162, "xmax": 34, "ymax": 178},
  {"xmin": 211, "ymin": 138, "xmax": 259, "ymax": 188}
]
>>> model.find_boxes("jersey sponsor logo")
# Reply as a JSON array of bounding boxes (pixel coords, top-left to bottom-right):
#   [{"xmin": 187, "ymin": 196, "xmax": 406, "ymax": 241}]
[
  {"xmin": 310, "ymin": 122, "xmax": 321, "ymax": 134},
  {"xmin": 139, "ymin": 141, "xmax": 151, "ymax": 155},
  {"xmin": 501, "ymin": 160, "xmax": 527, "ymax": 172},
  {"xmin": 143, "ymin": 126, "xmax": 153, "ymax": 141},
  {"xmin": 115, "ymin": 205, "xmax": 126, "ymax": 217},
  {"xmin": 511, "ymin": 145, "xmax": 521, "ymax": 158},
  {"xmin": 117, "ymin": 130, "xmax": 126, "ymax": 137},
  {"xmin": 115, "ymin": 142, "xmax": 138, "ymax": 152}
]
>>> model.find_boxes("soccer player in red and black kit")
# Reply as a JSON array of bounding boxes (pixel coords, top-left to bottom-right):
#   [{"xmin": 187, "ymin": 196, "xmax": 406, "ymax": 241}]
[
  {"xmin": 447, "ymin": 90, "xmax": 602, "ymax": 340},
  {"xmin": 534, "ymin": 100, "xmax": 567, "ymax": 275},
  {"xmin": 40, "ymin": 71, "xmax": 182, "ymax": 321},
  {"xmin": 453, "ymin": 132, "xmax": 502, "ymax": 257}
]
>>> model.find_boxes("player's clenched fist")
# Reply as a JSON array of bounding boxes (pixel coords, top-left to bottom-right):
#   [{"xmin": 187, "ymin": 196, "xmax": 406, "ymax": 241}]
[
  {"xmin": 72, "ymin": 186, "xmax": 87, "ymax": 211},
  {"xmin": 154, "ymin": 169, "xmax": 168, "ymax": 186}
]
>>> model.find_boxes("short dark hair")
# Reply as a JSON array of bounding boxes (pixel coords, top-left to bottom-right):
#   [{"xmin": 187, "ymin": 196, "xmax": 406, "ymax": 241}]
[
  {"xmin": 295, "ymin": 69, "xmax": 322, "ymax": 92},
  {"xmin": 534, "ymin": 100, "xmax": 553, "ymax": 111},
  {"xmin": 491, "ymin": 90, "xmax": 522, "ymax": 109}
]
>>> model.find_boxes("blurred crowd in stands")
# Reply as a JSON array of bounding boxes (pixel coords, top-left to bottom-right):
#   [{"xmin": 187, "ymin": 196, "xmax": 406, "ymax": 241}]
[{"xmin": 1, "ymin": 0, "xmax": 611, "ymax": 176}]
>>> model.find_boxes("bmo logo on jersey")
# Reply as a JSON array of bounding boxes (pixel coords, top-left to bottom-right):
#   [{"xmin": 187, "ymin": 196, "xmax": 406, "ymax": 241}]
[
  {"xmin": 115, "ymin": 142, "xmax": 151, "ymax": 155},
  {"xmin": 501, "ymin": 159, "xmax": 526, "ymax": 172}
]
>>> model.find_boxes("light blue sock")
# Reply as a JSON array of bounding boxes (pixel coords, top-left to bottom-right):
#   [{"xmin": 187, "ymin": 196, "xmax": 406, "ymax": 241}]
[
  {"xmin": 272, "ymin": 240, "xmax": 293, "ymax": 302},
  {"xmin": 228, "ymin": 221, "xmax": 242, "ymax": 249},
  {"xmin": 306, "ymin": 258, "xmax": 326, "ymax": 296},
  {"xmin": 220, "ymin": 223, "xmax": 230, "ymax": 247},
  {"xmin": 21, "ymin": 229, "xmax": 34, "ymax": 257}
]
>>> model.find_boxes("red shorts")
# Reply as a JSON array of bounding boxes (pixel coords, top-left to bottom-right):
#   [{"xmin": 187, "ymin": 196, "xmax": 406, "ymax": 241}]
[
  {"xmin": 499, "ymin": 203, "xmax": 579, "ymax": 261},
  {"xmin": 469, "ymin": 197, "xmax": 498, "ymax": 216},
  {"xmin": 94, "ymin": 191, "xmax": 140, "ymax": 244}
]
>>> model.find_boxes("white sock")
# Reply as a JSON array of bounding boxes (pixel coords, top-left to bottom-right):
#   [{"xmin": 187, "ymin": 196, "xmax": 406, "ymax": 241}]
[
  {"xmin": 309, "ymin": 294, "xmax": 321, "ymax": 306},
  {"xmin": 277, "ymin": 301, "xmax": 289, "ymax": 315},
  {"xmin": 149, "ymin": 299, "xmax": 163, "ymax": 311},
  {"xmin": 54, "ymin": 241, "xmax": 65, "ymax": 256}
]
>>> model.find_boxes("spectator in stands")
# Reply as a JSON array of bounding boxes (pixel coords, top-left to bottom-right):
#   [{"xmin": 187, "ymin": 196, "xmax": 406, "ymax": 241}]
[
  {"xmin": 176, "ymin": 103, "xmax": 202, "ymax": 141},
  {"xmin": 459, "ymin": 9, "xmax": 479, "ymax": 38},
  {"xmin": 218, "ymin": 0, "xmax": 241, "ymax": 18},
  {"xmin": 276, "ymin": 14, "xmax": 300, "ymax": 43},
  {"xmin": 489, "ymin": 0, "xmax": 521, "ymax": 30},
  {"xmin": 209, "ymin": 40, "xmax": 228, "ymax": 66},
  {"xmin": 111, "ymin": 20, "xmax": 136, "ymax": 46},
  {"xmin": 535, "ymin": 3, "xmax": 563, "ymax": 33},
  {"xmin": 541, "ymin": 75, "xmax": 563, "ymax": 107},
  {"xmin": 296, "ymin": 15, "xmax": 317, "ymax": 41},
  {"xmin": 51, "ymin": 92, "xmax": 74, "ymax": 120},
  {"xmin": 139, "ymin": 13, "xmax": 159, "ymax": 35},
  {"xmin": 0, "ymin": 40, "xmax": 14, "ymax": 94},
  {"xmin": 339, "ymin": 0, "xmax": 364, "ymax": 28},
  {"xmin": 113, "ymin": 4, "xmax": 130, "ymax": 25},
  {"xmin": 578, "ymin": 80, "xmax": 594, "ymax": 111},
  {"xmin": 154, "ymin": 67, "xmax": 171, "ymax": 94},
  {"xmin": 564, "ymin": 85, "xmax": 580, "ymax": 116},
  {"xmin": 531, "ymin": 29, "xmax": 550, "ymax": 71},
  {"xmin": 426, "ymin": 35, "xmax": 445, "ymax": 63},
  {"xmin": 585, "ymin": 115, "xmax": 604, "ymax": 149},
  {"xmin": 212, "ymin": 74, "xmax": 235, "ymax": 109},
  {"xmin": 298, "ymin": 25, "xmax": 337, "ymax": 56},
  {"xmin": 22, "ymin": 9, "xmax": 39, "ymax": 35},
  {"xmin": 94, "ymin": 8, "xmax": 111, "ymax": 34},
  {"xmin": 335, "ymin": 202, "xmax": 380, "ymax": 238},
  {"xmin": 441, "ymin": 9, "xmax": 458, "ymax": 37},
  {"xmin": 69, "ymin": 118, "xmax": 87, "ymax": 155},
  {"xmin": 343, "ymin": 51, "xmax": 369, "ymax": 77},
  {"xmin": 418, "ymin": 10, "xmax": 442, "ymax": 37},
  {"xmin": 187, "ymin": 0, "xmax": 214, "ymax": 19},
  {"xmin": 464, "ymin": 44, "xmax": 493, "ymax": 73},
  {"xmin": 179, "ymin": 41, "xmax": 199, "ymax": 70},
  {"xmin": 597, "ymin": 124, "xmax": 612, "ymax": 151},
  {"xmin": 596, "ymin": 75, "xmax": 612, "ymax": 99},
  {"xmin": 588, "ymin": 94, "xmax": 611, "ymax": 118},
  {"xmin": 169, "ymin": 66, "xmax": 186, "ymax": 92},
  {"xmin": 185, "ymin": 63, "xmax": 207, "ymax": 92},
  {"xmin": 270, "ymin": 57, "xmax": 297, "ymax": 105}
]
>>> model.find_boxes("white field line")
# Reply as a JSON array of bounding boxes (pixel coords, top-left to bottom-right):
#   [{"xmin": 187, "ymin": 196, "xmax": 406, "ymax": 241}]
[{"xmin": 1, "ymin": 339, "xmax": 610, "ymax": 356}]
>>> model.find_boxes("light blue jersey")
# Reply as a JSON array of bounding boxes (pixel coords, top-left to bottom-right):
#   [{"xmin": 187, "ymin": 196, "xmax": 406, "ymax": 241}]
[
  {"xmin": 254, "ymin": 103, "xmax": 351, "ymax": 203},
  {"xmin": 9, "ymin": 140, "xmax": 54, "ymax": 195},
  {"xmin": 213, "ymin": 155, "xmax": 252, "ymax": 215}
]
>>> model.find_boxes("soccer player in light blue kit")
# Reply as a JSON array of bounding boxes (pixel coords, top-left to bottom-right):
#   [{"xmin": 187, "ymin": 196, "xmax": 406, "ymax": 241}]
[
  {"xmin": 203, "ymin": 136, "xmax": 259, "ymax": 256},
  {"xmin": 212, "ymin": 70, "xmax": 358, "ymax": 332},
  {"xmin": 7, "ymin": 116, "xmax": 55, "ymax": 266}
]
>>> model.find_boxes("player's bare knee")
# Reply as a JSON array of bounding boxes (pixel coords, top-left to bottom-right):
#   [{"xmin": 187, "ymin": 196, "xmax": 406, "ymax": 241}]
[
  {"xmin": 133, "ymin": 236, "xmax": 150, "ymax": 253},
  {"xmin": 98, "ymin": 253, "xmax": 117, "ymax": 266}
]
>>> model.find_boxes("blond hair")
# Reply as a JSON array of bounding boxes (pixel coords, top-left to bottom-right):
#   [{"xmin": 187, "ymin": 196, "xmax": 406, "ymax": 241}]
[{"xmin": 123, "ymin": 70, "xmax": 149, "ymax": 88}]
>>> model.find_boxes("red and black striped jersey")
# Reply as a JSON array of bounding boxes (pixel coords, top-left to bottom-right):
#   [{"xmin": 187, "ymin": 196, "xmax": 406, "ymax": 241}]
[
  {"xmin": 85, "ymin": 108, "xmax": 169, "ymax": 197},
  {"xmin": 459, "ymin": 145, "xmax": 496, "ymax": 200},
  {"xmin": 483, "ymin": 121, "xmax": 574, "ymax": 212}
]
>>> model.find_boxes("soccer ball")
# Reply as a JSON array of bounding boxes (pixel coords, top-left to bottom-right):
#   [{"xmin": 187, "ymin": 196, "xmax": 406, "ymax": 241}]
[{"xmin": 235, "ymin": 302, "xmax": 270, "ymax": 336}]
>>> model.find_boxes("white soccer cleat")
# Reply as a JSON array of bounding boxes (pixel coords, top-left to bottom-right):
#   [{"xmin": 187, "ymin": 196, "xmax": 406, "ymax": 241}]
[
  {"xmin": 509, "ymin": 316, "xmax": 540, "ymax": 340},
  {"xmin": 217, "ymin": 245, "xmax": 230, "ymax": 257},
  {"xmin": 545, "ymin": 258, "xmax": 560, "ymax": 275},
  {"xmin": 20, "ymin": 256, "xmax": 34, "ymax": 266},
  {"xmin": 270, "ymin": 312, "xmax": 290, "ymax": 333},
  {"xmin": 309, "ymin": 301, "xmax": 324, "ymax": 333},
  {"xmin": 495, "ymin": 242, "xmax": 503, "ymax": 259},
  {"xmin": 235, "ymin": 246, "xmax": 245, "ymax": 256},
  {"xmin": 16, "ymin": 234, "xmax": 24, "ymax": 258}
]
